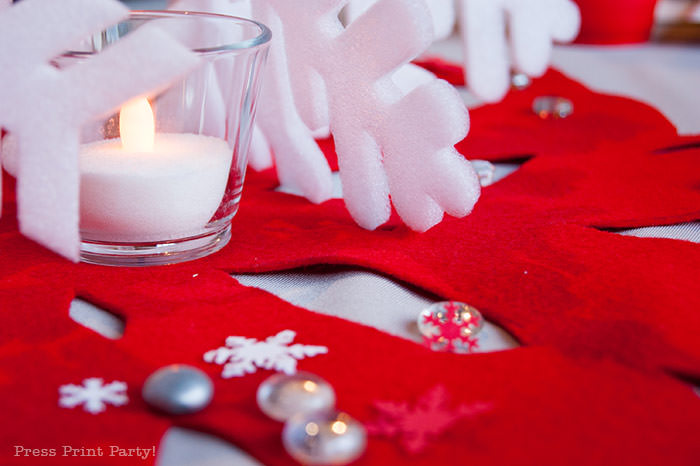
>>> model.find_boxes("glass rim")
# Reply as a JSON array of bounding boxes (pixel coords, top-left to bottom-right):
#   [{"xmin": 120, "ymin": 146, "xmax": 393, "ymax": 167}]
[{"xmin": 65, "ymin": 10, "xmax": 272, "ymax": 57}]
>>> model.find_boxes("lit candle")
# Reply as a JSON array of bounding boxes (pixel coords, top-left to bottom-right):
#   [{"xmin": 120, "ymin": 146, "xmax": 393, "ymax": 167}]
[{"xmin": 79, "ymin": 98, "xmax": 233, "ymax": 241}]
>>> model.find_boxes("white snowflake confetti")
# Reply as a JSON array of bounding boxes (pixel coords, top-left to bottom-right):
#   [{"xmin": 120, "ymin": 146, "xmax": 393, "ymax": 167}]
[
  {"xmin": 203, "ymin": 330, "xmax": 328, "ymax": 378},
  {"xmin": 59, "ymin": 378, "xmax": 128, "ymax": 414}
]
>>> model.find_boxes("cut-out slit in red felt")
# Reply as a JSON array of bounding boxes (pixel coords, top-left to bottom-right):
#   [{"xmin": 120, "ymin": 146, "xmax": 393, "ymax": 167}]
[{"xmin": 69, "ymin": 297, "xmax": 126, "ymax": 340}]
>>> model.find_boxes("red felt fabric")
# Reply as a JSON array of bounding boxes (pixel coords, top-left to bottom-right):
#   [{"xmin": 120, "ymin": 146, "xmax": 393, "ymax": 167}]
[
  {"xmin": 573, "ymin": 0, "xmax": 659, "ymax": 44},
  {"xmin": 201, "ymin": 67, "xmax": 700, "ymax": 377},
  {"xmin": 203, "ymin": 140, "xmax": 700, "ymax": 377},
  {"xmin": 1, "ymin": 63, "xmax": 699, "ymax": 464},
  {"xmin": 413, "ymin": 62, "xmax": 678, "ymax": 160},
  {"xmin": 1, "ymin": 268, "xmax": 699, "ymax": 465}
]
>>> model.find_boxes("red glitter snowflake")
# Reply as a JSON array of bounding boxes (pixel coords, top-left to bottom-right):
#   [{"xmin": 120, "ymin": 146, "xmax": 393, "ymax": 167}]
[
  {"xmin": 365, "ymin": 385, "xmax": 492, "ymax": 454},
  {"xmin": 422, "ymin": 302, "xmax": 482, "ymax": 353}
]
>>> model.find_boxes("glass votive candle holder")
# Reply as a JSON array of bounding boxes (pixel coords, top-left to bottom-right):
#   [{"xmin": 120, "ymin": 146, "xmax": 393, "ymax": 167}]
[{"xmin": 59, "ymin": 11, "xmax": 270, "ymax": 266}]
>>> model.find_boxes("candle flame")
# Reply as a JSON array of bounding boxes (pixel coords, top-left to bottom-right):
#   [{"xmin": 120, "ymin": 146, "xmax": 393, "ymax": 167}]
[{"xmin": 120, "ymin": 98, "xmax": 155, "ymax": 152}]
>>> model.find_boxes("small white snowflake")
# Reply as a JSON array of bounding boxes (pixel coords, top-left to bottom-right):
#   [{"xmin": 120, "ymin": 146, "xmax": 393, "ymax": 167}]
[
  {"xmin": 59, "ymin": 378, "xmax": 128, "ymax": 415},
  {"xmin": 204, "ymin": 330, "xmax": 328, "ymax": 378}
]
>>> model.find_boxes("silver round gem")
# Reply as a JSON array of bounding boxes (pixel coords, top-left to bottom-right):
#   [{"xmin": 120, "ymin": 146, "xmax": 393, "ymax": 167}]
[
  {"xmin": 257, "ymin": 372, "xmax": 336, "ymax": 422},
  {"xmin": 283, "ymin": 410, "xmax": 367, "ymax": 466},
  {"xmin": 142, "ymin": 364, "xmax": 213, "ymax": 415},
  {"xmin": 532, "ymin": 96, "xmax": 574, "ymax": 119}
]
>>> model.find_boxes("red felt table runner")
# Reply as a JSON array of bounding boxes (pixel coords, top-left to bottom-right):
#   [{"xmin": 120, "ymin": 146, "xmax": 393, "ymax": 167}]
[
  {"xmin": 573, "ymin": 0, "xmax": 659, "ymax": 44},
  {"xmin": 1, "ymin": 62, "xmax": 699, "ymax": 465}
]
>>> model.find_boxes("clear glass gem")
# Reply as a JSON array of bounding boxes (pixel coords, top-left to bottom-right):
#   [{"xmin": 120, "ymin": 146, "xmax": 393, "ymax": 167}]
[
  {"xmin": 532, "ymin": 96, "xmax": 574, "ymax": 119},
  {"xmin": 142, "ymin": 364, "xmax": 213, "ymax": 415},
  {"xmin": 257, "ymin": 372, "xmax": 336, "ymax": 422},
  {"xmin": 418, "ymin": 301, "xmax": 485, "ymax": 353},
  {"xmin": 511, "ymin": 72, "xmax": 531, "ymax": 90},
  {"xmin": 283, "ymin": 410, "xmax": 367, "ymax": 465}
]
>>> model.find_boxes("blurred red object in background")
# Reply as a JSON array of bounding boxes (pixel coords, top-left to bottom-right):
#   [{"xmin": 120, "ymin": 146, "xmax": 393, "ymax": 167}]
[{"xmin": 573, "ymin": 0, "xmax": 659, "ymax": 44}]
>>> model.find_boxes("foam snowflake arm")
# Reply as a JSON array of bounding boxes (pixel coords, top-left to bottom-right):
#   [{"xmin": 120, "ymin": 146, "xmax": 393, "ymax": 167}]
[
  {"xmin": 342, "ymin": 0, "xmax": 477, "ymax": 231},
  {"xmin": 249, "ymin": 2, "xmax": 333, "ymax": 203},
  {"xmin": 0, "ymin": 0, "xmax": 199, "ymax": 261},
  {"xmin": 165, "ymin": 1, "xmax": 278, "ymax": 170},
  {"xmin": 0, "ymin": 0, "xmax": 126, "ymax": 64},
  {"xmin": 459, "ymin": 0, "xmax": 580, "ymax": 102},
  {"xmin": 346, "ymin": 0, "xmax": 455, "ymax": 41},
  {"xmin": 285, "ymin": 59, "xmax": 330, "ymax": 133},
  {"xmin": 258, "ymin": 0, "xmax": 478, "ymax": 231},
  {"xmin": 16, "ymin": 27, "xmax": 198, "ymax": 261},
  {"xmin": 248, "ymin": 124, "xmax": 273, "ymax": 170},
  {"xmin": 276, "ymin": 51, "xmax": 332, "ymax": 141},
  {"xmin": 339, "ymin": 0, "xmax": 433, "ymax": 81},
  {"xmin": 246, "ymin": 0, "xmax": 336, "ymax": 133},
  {"xmin": 382, "ymin": 79, "xmax": 480, "ymax": 231},
  {"xmin": 0, "ymin": 0, "xmax": 132, "ymax": 259},
  {"xmin": 507, "ymin": 0, "xmax": 580, "ymax": 76},
  {"xmin": 327, "ymin": 0, "xmax": 444, "ymax": 230},
  {"xmin": 459, "ymin": 0, "xmax": 511, "ymax": 102},
  {"xmin": 64, "ymin": 27, "xmax": 200, "ymax": 127},
  {"xmin": 334, "ymin": 128, "xmax": 391, "ymax": 230}
]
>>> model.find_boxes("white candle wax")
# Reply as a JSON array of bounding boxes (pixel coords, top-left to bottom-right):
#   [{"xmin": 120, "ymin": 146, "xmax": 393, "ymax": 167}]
[{"xmin": 79, "ymin": 133, "xmax": 233, "ymax": 242}]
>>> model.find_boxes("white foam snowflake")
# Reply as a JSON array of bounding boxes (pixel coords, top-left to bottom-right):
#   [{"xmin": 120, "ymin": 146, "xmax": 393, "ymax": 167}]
[
  {"xmin": 203, "ymin": 330, "xmax": 328, "ymax": 378},
  {"xmin": 346, "ymin": 0, "xmax": 455, "ymax": 41},
  {"xmin": 0, "ymin": 0, "xmax": 198, "ymax": 260},
  {"xmin": 170, "ymin": 0, "xmax": 480, "ymax": 232},
  {"xmin": 257, "ymin": 0, "xmax": 481, "ymax": 232},
  {"xmin": 59, "ymin": 378, "xmax": 128, "ymax": 415},
  {"xmin": 349, "ymin": 0, "xmax": 580, "ymax": 102},
  {"xmin": 459, "ymin": 0, "xmax": 580, "ymax": 102}
]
